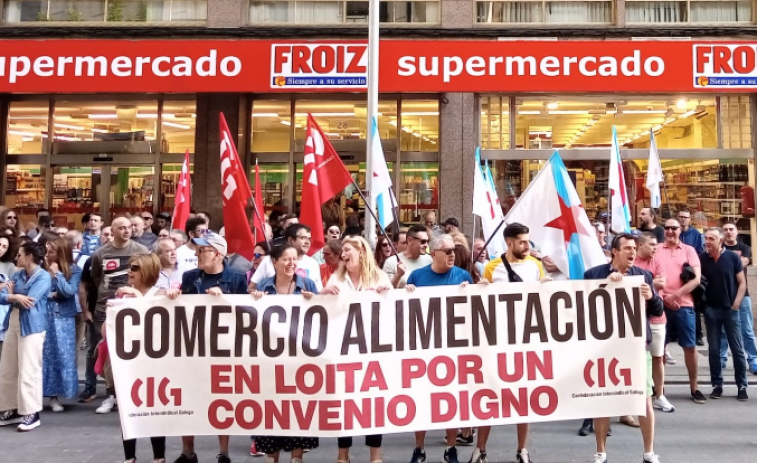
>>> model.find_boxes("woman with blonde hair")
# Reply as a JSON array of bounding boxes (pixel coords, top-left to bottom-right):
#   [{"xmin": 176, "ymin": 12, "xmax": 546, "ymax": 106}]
[{"xmin": 321, "ymin": 235, "xmax": 392, "ymax": 463}]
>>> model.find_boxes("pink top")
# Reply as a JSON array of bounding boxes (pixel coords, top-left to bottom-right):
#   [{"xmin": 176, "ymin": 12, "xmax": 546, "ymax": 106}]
[
  {"xmin": 635, "ymin": 255, "xmax": 667, "ymax": 324},
  {"xmin": 655, "ymin": 241, "xmax": 701, "ymax": 309}
]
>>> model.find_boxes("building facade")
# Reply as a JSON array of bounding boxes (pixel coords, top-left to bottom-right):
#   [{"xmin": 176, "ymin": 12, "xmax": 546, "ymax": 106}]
[{"xmin": 1, "ymin": 1, "xmax": 757, "ymax": 248}]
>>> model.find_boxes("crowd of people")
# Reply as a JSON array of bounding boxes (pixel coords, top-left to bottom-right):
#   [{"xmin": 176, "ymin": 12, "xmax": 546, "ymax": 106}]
[{"xmin": 0, "ymin": 204, "xmax": 752, "ymax": 463}]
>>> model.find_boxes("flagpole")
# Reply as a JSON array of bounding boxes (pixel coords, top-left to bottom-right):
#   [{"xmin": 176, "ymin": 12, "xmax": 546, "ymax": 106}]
[
  {"xmin": 364, "ymin": 0, "xmax": 380, "ymax": 248},
  {"xmin": 388, "ymin": 185, "xmax": 401, "ymax": 233},
  {"xmin": 249, "ymin": 159, "xmax": 266, "ymax": 243},
  {"xmin": 473, "ymin": 218, "xmax": 506, "ymax": 265},
  {"xmin": 351, "ymin": 178, "xmax": 400, "ymax": 257}
]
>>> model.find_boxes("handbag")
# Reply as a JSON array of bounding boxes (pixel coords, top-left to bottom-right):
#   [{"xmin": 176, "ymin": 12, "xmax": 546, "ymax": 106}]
[{"xmin": 501, "ymin": 254, "xmax": 523, "ymax": 283}]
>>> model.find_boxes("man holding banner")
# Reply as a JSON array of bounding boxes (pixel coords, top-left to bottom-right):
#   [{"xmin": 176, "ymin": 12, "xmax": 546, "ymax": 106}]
[{"xmin": 584, "ymin": 233, "xmax": 663, "ymax": 463}]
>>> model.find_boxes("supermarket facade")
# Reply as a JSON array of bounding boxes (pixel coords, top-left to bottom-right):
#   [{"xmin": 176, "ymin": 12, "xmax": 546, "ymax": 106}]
[{"xmin": 2, "ymin": 37, "xmax": 757, "ymax": 246}]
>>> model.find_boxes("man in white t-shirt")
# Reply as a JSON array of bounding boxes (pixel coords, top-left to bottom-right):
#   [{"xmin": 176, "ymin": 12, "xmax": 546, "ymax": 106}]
[
  {"xmin": 176, "ymin": 217, "xmax": 207, "ymax": 274},
  {"xmin": 383, "ymin": 225, "xmax": 432, "ymax": 288},
  {"xmin": 249, "ymin": 223, "xmax": 323, "ymax": 291}
]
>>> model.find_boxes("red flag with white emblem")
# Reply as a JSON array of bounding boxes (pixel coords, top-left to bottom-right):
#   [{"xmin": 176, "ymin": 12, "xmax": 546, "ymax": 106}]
[
  {"xmin": 220, "ymin": 113, "xmax": 256, "ymax": 260},
  {"xmin": 171, "ymin": 149, "xmax": 192, "ymax": 232},
  {"xmin": 300, "ymin": 114, "xmax": 353, "ymax": 255}
]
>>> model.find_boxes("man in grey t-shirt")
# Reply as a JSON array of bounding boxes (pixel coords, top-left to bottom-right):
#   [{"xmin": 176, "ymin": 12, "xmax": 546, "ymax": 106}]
[{"xmin": 383, "ymin": 225, "xmax": 432, "ymax": 288}]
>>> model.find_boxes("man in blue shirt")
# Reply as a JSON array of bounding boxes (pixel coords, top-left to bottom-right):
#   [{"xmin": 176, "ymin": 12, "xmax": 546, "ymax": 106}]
[
  {"xmin": 700, "ymin": 227, "xmax": 748, "ymax": 401},
  {"xmin": 678, "ymin": 209, "xmax": 704, "ymax": 254},
  {"xmin": 81, "ymin": 212, "xmax": 103, "ymax": 256},
  {"xmin": 405, "ymin": 233, "xmax": 473, "ymax": 463}
]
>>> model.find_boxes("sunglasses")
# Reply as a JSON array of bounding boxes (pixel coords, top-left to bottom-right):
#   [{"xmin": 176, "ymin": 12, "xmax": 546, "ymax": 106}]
[
  {"xmin": 435, "ymin": 248, "xmax": 455, "ymax": 256},
  {"xmin": 6, "ymin": 216, "xmax": 17, "ymax": 220},
  {"xmin": 194, "ymin": 229, "xmax": 208, "ymax": 235},
  {"xmin": 254, "ymin": 253, "xmax": 266, "ymax": 259},
  {"xmin": 141, "ymin": 216, "xmax": 152, "ymax": 220},
  {"xmin": 409, "ymin": 236, "xmax": 429, "ymax": 245},
  {"xmin": 664, "ymin": 226, "xmax": 680, "ymax": 231},
  {"xmin": 380, "ymin": 242, "xmax": 391, "ymax": 248},
  {"xmin": 129, "ymin": 264, "xmax": 140, "ymax": 272}
]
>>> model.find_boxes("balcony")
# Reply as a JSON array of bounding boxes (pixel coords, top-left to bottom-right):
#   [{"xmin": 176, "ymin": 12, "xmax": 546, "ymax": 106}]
[{"xmin": 3, "ymin": 0, "xmax": 207, "ymax": 23}]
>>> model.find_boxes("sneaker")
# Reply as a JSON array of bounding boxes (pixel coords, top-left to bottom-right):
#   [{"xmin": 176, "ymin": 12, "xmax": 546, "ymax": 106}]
[
  {"xmin": 578, "ymin": 419, "xmax": 593, "ymax": 436},
  {"xmin": 123, "ymin": 459, "xmax": 136, "ymax": 463},
  {"xmin": 468, "ymin": 448, "xmax": 487, "ymax": 463},
  {"xmin": 696, "ymin": 338, "xmax": 705, "ymax": 346},
  {"xmin": 80, "ymin": 339, "xmax": 88, "ymax": 351},
  {"xmin": 738, "ymin": 387, "xmax": 748, "ymax": 401},
  {"xmin": 663, "ymin": 351, "xmax": 676, "ymax": 365},
  {"xmin": 710, "ymin": 386, "xmax": 723, "ymax": 399},
  {"xmin": 516, "ymin": 449, "xmax": 532, "ymax": 463},
  {"xmin": 0, "ymin": 410, "xmax": 23, "ymax": 426},
  {"xmin": 174, "ymin": 454, "xmax": 199, "ymax": 463},
  {"xmin": 593, "ymin": 453, "xmax": 607, "ymax": 463},
  {"xmin": 443, "ymin": 447, "xmax": 460, "ymax": 463},
  {"xmin": 653, "ymin": 395, "xmax": 674, "ymax": 412},
  {"xmin": 217, "ymin": 454, "xmax": 231, "ymax": 463},
  {"xmin": 643, "ymin": 453, "xmax": 661, "ymax": 463},
  {"xmin": 96, "ymin": 395, "xmax": 117, "ymax": 414},
  {"xmin": 78, "ymin": 387, "xmax": 96, "ymax": 403},
  {"xmin": 17, "ymin": 412, "xmax": 40, "ymax": 432},
  {"xmin": 691, "ymin": 389, "xmax": 707, "ymax": 404},
  {"xmin": 409, "ymin": 447, "xmax": 426, "ymax": 463},
  {"xmin": 456, "ymin": 432, "xmax": 474, "ymax": 446},
  {"xmin": 250, "ymin": 439, "xmax": 265, "ymax": 456},
  {"xmin": 50, "ymin": 397, "xmax": 64, "ymax": 413}
]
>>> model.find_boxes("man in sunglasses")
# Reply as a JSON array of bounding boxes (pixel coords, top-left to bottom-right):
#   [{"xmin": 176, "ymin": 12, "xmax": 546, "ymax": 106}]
[
  {"xmin": 405, "ymin": 233, "xmax": 474, "ymax": 463},
  {"xmin": 383, "ymin": 225, "xmax": 432, "ymax": 288},
  {"xmin": 131, "ymin": 215, "xmax": 157, "ymax": 249},
  {"xmin": 656, "ymin": 218, "xmax": 705, "ymax": 404}
]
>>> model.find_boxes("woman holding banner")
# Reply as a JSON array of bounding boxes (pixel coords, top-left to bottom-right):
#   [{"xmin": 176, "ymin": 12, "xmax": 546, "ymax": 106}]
[
  {"xmin": 251, "ymin": 243, "xmax": 319, "ymax": 463},
  {"xmin": 321, "ymin": 235, "xmax": 392, "ymax": 463}
]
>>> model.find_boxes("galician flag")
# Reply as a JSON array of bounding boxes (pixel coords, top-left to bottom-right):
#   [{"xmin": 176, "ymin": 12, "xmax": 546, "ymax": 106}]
[
  {"xmin": 504, "ymin": 151, "xmax": 606, "ymax": 280},
  {"xmin": 484, "ymin": 161, "xmax": 503, "ymax": 220},
  {"xmin": 369, "ymin": 117, "xmax": 397, "ymax": 229},
  {"xmin": 472, "ymin": 148, "xmax": 506, "ymax": 258},
  {"xmin": 646, "ymin": 130, "xmax": 663, "ymax": 209},
  {"xmin": 609, "ymin": 125, "xmax": 632, "ymax": 233}
]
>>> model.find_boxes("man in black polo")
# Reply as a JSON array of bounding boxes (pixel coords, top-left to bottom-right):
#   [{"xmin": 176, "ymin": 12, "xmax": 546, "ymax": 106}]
[{"xmin": 700, "ymin": 227, "xmax": 748, "ymax": 401}]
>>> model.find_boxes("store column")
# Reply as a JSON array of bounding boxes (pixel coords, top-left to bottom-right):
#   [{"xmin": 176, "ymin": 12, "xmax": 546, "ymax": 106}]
[
  {"xmin": 439, "ymin": 93, "xmax": 477, "ymax": 235},
  {"xmin": 0, "ymin": 96, "xmax": 8, "ymax": 202},
  {"xmin": 193, "ymin": 94, "xmax": 248, "ymax": 232}
]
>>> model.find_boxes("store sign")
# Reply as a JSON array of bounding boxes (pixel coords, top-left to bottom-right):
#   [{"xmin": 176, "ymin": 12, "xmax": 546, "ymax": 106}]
[{"xmin": 1, "ymin": 39, "xmax": 756, "ymax": 93}]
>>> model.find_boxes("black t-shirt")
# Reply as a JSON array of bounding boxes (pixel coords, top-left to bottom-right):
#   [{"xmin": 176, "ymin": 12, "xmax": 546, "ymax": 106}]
[
  {"xmin": 638, "ymin": 224, "xmax": 665, "ymax": 243},
  {"xmin": 700, "ymin": 249, "xmax": 744, "ymax": 310},
  {"xmin": 725, "ymin": 241, "xmax": 751, "ymax": 297},
  {"xmin": 80, "ymin": 259, "xmax": 98, "ymax": 315}
]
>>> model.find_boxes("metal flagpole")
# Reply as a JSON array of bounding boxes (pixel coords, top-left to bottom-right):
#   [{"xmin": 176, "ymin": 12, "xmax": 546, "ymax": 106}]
[
  {"xmin": 364, "ymin": 0, "xmax": 380, "ymax": 248},
  {"xmin": 250, "ymin": 159, "xmax": 266, "ymax": 243},
  {"xmin": 473, "ymin": 218, "xmax": 506, "ymax": 265},
  {"xmin": 352, "ymin": 179, "xmax": 400, "ymax": 257}
]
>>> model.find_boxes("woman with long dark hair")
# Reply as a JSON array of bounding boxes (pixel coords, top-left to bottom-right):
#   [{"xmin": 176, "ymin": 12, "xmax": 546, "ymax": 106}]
[
  {"xmin": 42, "ymin": 237, "xmax": 82, "ymax": 413},
  {"xmin": 0, "ymin": 209, "xmax": 21, "ymax": 235},
  {"xmin": 374, "ymin": 234, "xmax": 393, "ymax": 270},
  {"xmin": 0, "ymin": 234, "xmax": 18, "ymax": 278}
]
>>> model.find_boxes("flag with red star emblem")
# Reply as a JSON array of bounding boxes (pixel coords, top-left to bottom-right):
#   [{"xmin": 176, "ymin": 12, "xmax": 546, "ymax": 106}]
[
  {"xmin": 472, "ymin": 148, "xmax": 506, "ymax": 258},
  {"xmin": 503, "ymin": 151, "xmax": 606, "ymax": 279}
]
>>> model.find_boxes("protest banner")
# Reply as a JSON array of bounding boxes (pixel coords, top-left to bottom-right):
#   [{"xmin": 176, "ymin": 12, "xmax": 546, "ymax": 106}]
[{"xmin": 107, "ymin": 277, "xmax": 648, "ymax": 440}]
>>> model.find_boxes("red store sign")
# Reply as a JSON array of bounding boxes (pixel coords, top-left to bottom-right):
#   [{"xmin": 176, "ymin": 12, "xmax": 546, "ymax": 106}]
[{"xmin": 0, "ymin": 39, "xmax": 756, "ymax": 93}]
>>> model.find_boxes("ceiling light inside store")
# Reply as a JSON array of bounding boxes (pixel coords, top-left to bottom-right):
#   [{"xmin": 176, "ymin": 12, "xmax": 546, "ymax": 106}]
[
  {"xmin": 401, "ymin": 127, "xmax": 412, "ymax": 133},
  {"xmin": 677, "ymin": 99, "xmax": 688, "ymax": 109},
  {"xmin": 412, "ymin": 132, "xmax": 422, "ymax": 138},
  {"xmin": 252, "ymin": 113, "xmax": 280, "ymax": 118},
  {"xmin": 294, "ymin": 112, "xmax": 365, "ymax": 117},
  {"xmin": 518, "ymin": 111, "xmax": 541, "ymax": 115},
  {"xmin": 91, "ymin": 129, "xmax": 108, "ymax": 133},
  {"xmin": 55, "ymin": 123, "xmax": 84, "ymax": 130},
  {"xmin": 88, "ymin": 114, "xmax": 119, "ymax": 119},
  {"xmin": 664, "ymin": 108, "xmax": 675, "ymax": 118},
  {"xmin": 388, "ymin": 120, "xmax": 398, "ymax": 127},
  {"xmin": 279, "ymin": 120, "xmax": 292, "ymax": 126},
  {"xmin": 546, "ymin": 102, "xmax": 558, "ymax": 109},
  {"xmin": 137, "ymin": 114, "xmax": 160, "ymax": 119},
  {"xmin": 403, "ymin": 112, "xmax": 439, "ymax": 116},
  {"xmin": 623, "ymin": 110, "xmax": 667, "ymax": 114},
  {"xmin": 22, "ymin": 137, "xmax": 34, "ymax": 142},
  {"xmin": 163, "ymin": 121, "xmax": 190, "ymax": 129},
  {"xmin": 549, "ymin": 110, "xmax": 587, "ymax": 115},
  {"xmin": 9, "ymin": 130, "xmax": 36, "ymax": 137},
  {"xmin": 9, "ymin": 116, "xmax": 47, "ymax": 120}
]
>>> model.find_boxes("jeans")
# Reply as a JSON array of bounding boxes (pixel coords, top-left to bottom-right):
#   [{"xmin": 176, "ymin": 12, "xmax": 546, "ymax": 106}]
[
  {"xmin": 84, "ymin": 320, "xmax": 102, "ymax": 392},
  {"xmin": 720, "ymin": 296, "xmax": 757, "ymax": 365},
  {"xmin": 705, "ymin": 307, "xmax": 748, "ymax": 389}
]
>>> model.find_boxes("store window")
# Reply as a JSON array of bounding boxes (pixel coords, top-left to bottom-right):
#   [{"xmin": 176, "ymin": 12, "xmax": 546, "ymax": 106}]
[
  {"xmin": 5, "ymin": 165, "xmax": 47, "ymax": 226},
  {"xmin": 3, "ymin": 0, "xmax": 207, "ymax": 22},
  {"xmin": 398, "ymin": 161, "xmax": 437, "ymax": 224},
  {"xmin": 162, "ymin": 99, "xmax": 197, "ymax": 154},
  {"xmin": 7, "ymin": 101, "xmax": 49, "ymax": 155},
  {"xmin": 252, "ymin": 164, "xmax": 293, "ymax": 216},
  {"xmin": 249, "ymin": 0, "xmax": 439, "ymax": 24},
  {"xmin": 507, "ymin": 97, "xmax": 717, "ymax": 149},
  {"xmin": 51, "ymin": 166, "xmax": 102, "ymax": 226},
  {"xmin": 481, "ymin": 96, "xmax": 510, "ymax": 149},
  {"xmin": 293, "ymin": 99, "xmax": 399, "ymax": 146},
  {"xmin": 625, "ymin": 0, "xmax": 752, "ymax": 23},
  {"xmin": 252, "ymin": 100, "xmax": 292, "ymax": 153},
  {"xmin": 110, "ymin": 166, "xmax": 157, "ymax": 218},
  {"xmin": 476, "ymin": 0, "xmax": 613, "ymax": 24},
  {"xmin": 721, "ymin": 95, "xmax": 752, "ymax": 149},
  {"xmin": 400, "ymin": 99, "xmax": 438, "ymax": 152},
  {"xmin": 161, "ymin": 163, "xmax": 194, "ymax": 214}
]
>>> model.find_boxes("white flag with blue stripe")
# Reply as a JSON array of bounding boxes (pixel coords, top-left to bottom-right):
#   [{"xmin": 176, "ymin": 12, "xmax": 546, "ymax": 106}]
[{"xmin": 369, "ymin": 117, "xmax": 397, "ymax": 229}]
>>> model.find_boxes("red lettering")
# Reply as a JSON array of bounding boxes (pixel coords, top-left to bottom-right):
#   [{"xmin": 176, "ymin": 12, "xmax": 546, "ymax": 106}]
[
  {"xmin": 292, "ymin": 46, "xmax": 312, "ymax": 73},
  {"xmin": 344, "ymin": 398, "xmax": 372, "ymax": 430},
  {"xmin": 208, "ymin": 399, "xmax": 234, "ymax": 429},
  {"xmin": 530, "ymin": 386, "xmax": 559, "ymax": 416},
  {"xmin": 275, "ymin": 365, "xmax": 296, "ymax": 393},
  {"xmin": 500, "ymin": 387, "xmax": 529, "ymax": 418},
  {"xmin": 387, "ymin": 395, "xmax": 415, "ymax": 426},
  {"xmin": 459, "ymin": 390, "xmax": 470, "ymax": 421},
  {"xmin": 318, "ymin": 400, "xmax": 341, "ymax": 430},
  {"xmin": 211, "ymin": 365, "xmax": 233, "ymax": 394},
  {"xmin": 235, "ymin": 365, "xmax": 260, "ymax": 393},
  {"xmin": 430, "ymin": 392, "xmax": 456, "ymax": 423},
  {"xmin": 293, "ymin": 400, "xmax": 318, "ymax": 428},
  {"xmin": 696, "ymin": 46, "xmax": 711, "ymax": 73},
  {"xmin": 336, "ymin": 45, "xmax": 344, "ymax": 73},
  {"xmin": 326, "ymin": 364, "xmax": 336, "ymax": 394},
  {"xmin": 295, "ymin": 364, "xmax": 323, "ymax": 395},
  {"xmin": 235, "ymin": 399, "xmax": 262, "ymax": 430},
  {"xmin": 347, "ymin": 45, "xmax": 367, "ymax": 73},
  {"xmin": 498, "ymin": 352, "xmax": 524, "ymax": 382},
  {"xmin": 527, "ymin": 351, "xmax": 553, "ymax": 380},
  {"xmin": 458, "ymin": 355, "xmax": 484, "ymax": 384},
  {"xmin": 264, "ymin": 400, "xmax": 290, "ymax": 429},
  {"xmin": 361, "ymin": 361, "xmax": 388, "ymax": 391},
  {"xmin": 374, "ymin": 397, "xmax": 385, "ymax": 427},
  {"xmin": 337, "ymin": 362, "xmax": 362, "ymax": 393},
  {"xmin": 402, "ymin": 358, "xmax": 426, "ymax": 388},
  {"xmin": 732, "ymin": 46, "xmax": 755, "ymax": 74},
  {"xmin": 714, "ymin": 47, "xmax": 734, "ymax": 73},
  {"xmin": 273, "ymin": 46, "xmax": 290, "ymax": 74},
  {"xmin": 472, "ymin": 389, "xmax": 499, "ymax": 420},
  {"xmin": 428, "ymin": 356, "xmax": 456, "ymax": 387},
  {"xmin": 147, "ymin": 377, "xmax": 155, "ymax": 407},
  {"xmin": 311, "ymin": 46, "xmax": 334, "ymax": 74}
]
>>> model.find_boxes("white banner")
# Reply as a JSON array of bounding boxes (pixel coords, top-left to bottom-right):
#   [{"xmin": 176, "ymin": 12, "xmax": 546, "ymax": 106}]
[{"xmin": 107, "ymin": 278, "xmax": 648, "ymax": 440}]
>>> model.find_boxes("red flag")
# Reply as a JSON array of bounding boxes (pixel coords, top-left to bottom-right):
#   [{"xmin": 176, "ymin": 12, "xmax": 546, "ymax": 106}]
[
  {"xmin": 300, "ymin": 114, "xmax": 353, "ymax": 255},
  {"xmin": 220, "ymin": 113, "xmax": 256, "ymax": 260},
  {"xmin": 170, "ymin": 149, "xmax": 191, "ymax": 232},
  {"xmin": 252, "ymin": 162, "xmax": 265, "ymax": 243}
]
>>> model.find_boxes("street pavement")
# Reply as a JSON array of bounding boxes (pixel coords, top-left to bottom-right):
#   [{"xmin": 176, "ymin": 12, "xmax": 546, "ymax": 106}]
[{"xmin": 1, "ymin": 345, "xmax": 756, "ymax": 463}]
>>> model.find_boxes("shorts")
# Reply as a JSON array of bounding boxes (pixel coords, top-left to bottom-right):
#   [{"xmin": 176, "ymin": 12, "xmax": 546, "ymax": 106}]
[
  {"xmin": 646, "ymin": 351, "xmax": 654, "ymax": 398},
  {"xmin": 649, "ymin": 323, "xmax": 666, "ymax": 357},
  {"xmin": 665, "ymin": 306, "xmax": 697, "ymax": 349}
]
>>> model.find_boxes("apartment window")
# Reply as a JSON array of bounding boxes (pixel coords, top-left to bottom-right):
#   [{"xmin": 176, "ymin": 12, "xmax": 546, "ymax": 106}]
[
  {"xmin": 626, "ymin": 0, "xmax": 752, "ymax": 23},
  {"xmin": 3, "ymin": 0, "xmax": 207, "ymax": 22},
  {"xmin": 476, "ymin": 0, "xmax": 613, "ymax": 23},
  {"xmin": 249, "ymin": 0, "xmax": 439, "ymax": 24}
]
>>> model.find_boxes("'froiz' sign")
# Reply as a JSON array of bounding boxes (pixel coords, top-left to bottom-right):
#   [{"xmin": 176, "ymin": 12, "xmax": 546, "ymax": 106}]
[
  {"xmin": 694, "ymin": 44, "xmax": 757, "ymax": 88},
  {"xmin": 270, "ymin": 43, "xmax": 368, "ymax": 89}
]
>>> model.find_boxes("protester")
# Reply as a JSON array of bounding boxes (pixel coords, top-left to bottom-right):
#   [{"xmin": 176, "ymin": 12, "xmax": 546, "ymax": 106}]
[
  {"xmin": 374, "ymin": 234, "xmax": 393, "ymax": 269},
  {"xmin": 321, "ymin": 196, "xmax": 343, "ymax": 229},
  {"xmin": 637, "ymin": 208, "xmax": 665, "ymax": 243},
  {"xmin": 26, "ymin": 208, "xmax": 50, "ymax": 240},
  {"xmin": 100, "ymin": 225, "xmax": 113, "ymax": 245},
  {"xmin": 167, "ymin": 232, "xmax": 246, "ymax": 463},
  {"xmin": 0, "ymin": 242, "xmax": 51, "ymax": 431},
  {"xmin": 721, "ymin": 222, "xmax": 757, "ymax": 373},
  {"xmin": 443, "ymin": 217, "xmax": 460, "ymax": 234},
  {"xmin": 383, "ymin": 225, "xmax": 432, "ymax": 289},
  {"xmin": 197, "ymin": 211, "xmax": 212, "ymax": 230},
  {"xmin": 158, "ymin": 228, "xmax": 170, "ymax": 238},
  {"xmin": 1, "ymin": 209, "xmax": 21, "ymax": 235},
  {"xmin": 66, "ymin": 230, "xmax": 89, "ymax": 351},
  {"xmin": 131, "ymin": 216, "xmax": 157, "ymax": 249},
  {"xmin": 678, "ymin": 209, "xmax": 704, "ymax": 254},
  {"xmin": 140, "ymin": 211, "xmax": 155, "ymax": 234},
  {"xmin": 176, "ymin": 217, "xmax": 207, "ymax": 274},
  {"xmin": 171, "ymin": 229, "xmax": 188, "ymax": 249},
  {"xmin": 314, "ymin": 225, "xmax": 341, "ymax": 264},
  {"xmin": 393, "ymin": 229, "xmax": 408, "ymax": 254},
  {"xmin": 55, "ymin": 227, "xmax": 68, "ymax": 237},
  {"xmin": 34, "ymin": 216, "xmax": 53, "ymax": 242},
  {"xmin": 157, "ymin": 212, "xmax": 171, "ymax": 230},
  {"xmin": 342, "ymin": 215, "xmax": 363, "ymax": 238},
  {"xmin": 82, "ymin": 213, "xmax": 103, "ymax": 256},
  {"xmin": 321, "ymin": 236, "xmax": 391, "ymax": 463},
  {"xmin": 319, "ymin": 239, "xmax": 342, "ymax": 288},
  {"xmin": 585, "ymin": 233, "xmax": 664, "ymax": 463},
  {"xmin": 700, "ymin": 227, "xmax": 748, "ymax": 400},
  {"xmin": 247, "ymin": 241, "xmax": 270, "ymax": 285},
  {"xmin": 404, "ymin": 233, "xmax": 473, "ymax": 463},
  {"xmin": 453, "ymin": 244, "xmax": 471, "ymax": 273},
  {"xmin": 226, "ymin": 250, "xmax": 252, "ymax": 275},
  {"xmin": 634, "ymin": 232, "xmax": 673, "ymax": 413},
  {"xmin": 657, "ymin": 218, "xmax": 705, "ymax": 404},
  {"xmin": 0, "ymin": 235, "xmax": 17, "ymax": 278},
  {"xmin": 249, "ymin": 224, "xmax": 323, "ymax": 292},
  {"xmin": 471, "ymin": 237, "xmax": 488, "ymax": 276},
  {"xmin": 250, "ymin": 243, "xmax": 319, "ymax": 463},
  {"xmin": 153, "ymin": 237, "xmax": 183, "ymax": 291},
  {"xmin": 41, "ymin": 237, "xmax": 82, "ymax": 413}
]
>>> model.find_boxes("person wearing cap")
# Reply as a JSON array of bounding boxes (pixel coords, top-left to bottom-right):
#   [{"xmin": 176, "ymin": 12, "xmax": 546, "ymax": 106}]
[
  {"xmin": 167, "ymin": 231, "xmax": 246, "ymax": 463},
  {"xmin": 443, "ymin": 218, "xmax": 460, "ymax": 235}
]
